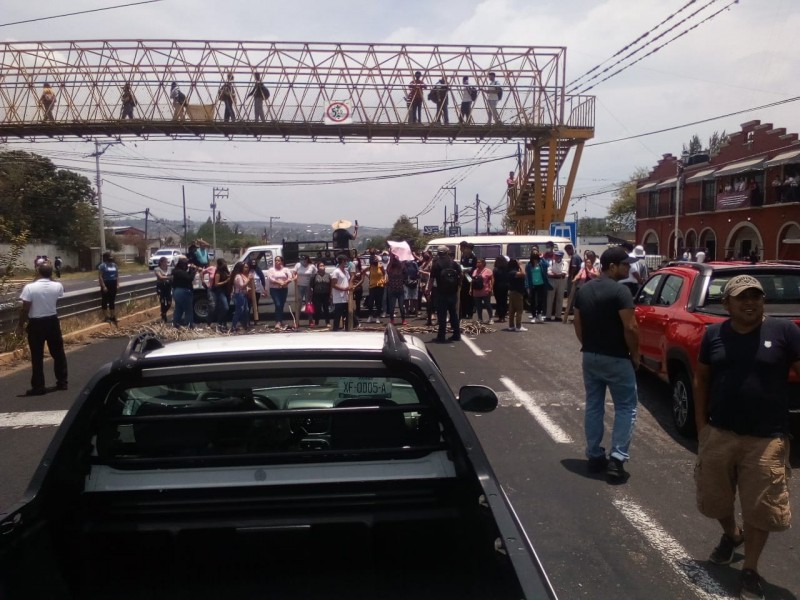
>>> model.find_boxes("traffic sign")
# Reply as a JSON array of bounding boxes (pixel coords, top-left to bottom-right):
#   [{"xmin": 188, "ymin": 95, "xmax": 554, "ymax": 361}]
[
  {"xmin": 550, "ymin": 221, "xmax": 576, "ymax": 247},
  {"xmin": 423, "ymin": 225, "xmax": 440, "ymax": 234},
  {"xmin": 448, "ymin": 226, "xmax": 461, "ymax": 237},
  {"xmin": 324, "ymin": 101, "xmax": 352, "ymax": 124}
]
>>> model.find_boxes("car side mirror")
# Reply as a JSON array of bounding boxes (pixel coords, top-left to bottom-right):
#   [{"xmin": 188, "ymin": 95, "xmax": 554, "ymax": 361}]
[{"xmin": 458, "ymin": 385, "xmax": 498, "ymax": 413}]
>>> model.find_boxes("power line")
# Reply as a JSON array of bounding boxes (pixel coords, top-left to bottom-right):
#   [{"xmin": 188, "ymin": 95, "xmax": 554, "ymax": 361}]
[
  {"xmin": 568, "ymin": 0, "xmax": 700, "ymax": 89},
  {"xmin": 587, "ymin": 94, "xmax": 800, "ymax": 147},
  {"xmin": 0, "ymin": 0, "xmax": 164, "ymax": 28},
  {"xmin": 573, "ymin": 0, "xmax": 739, "ymax": 95}
]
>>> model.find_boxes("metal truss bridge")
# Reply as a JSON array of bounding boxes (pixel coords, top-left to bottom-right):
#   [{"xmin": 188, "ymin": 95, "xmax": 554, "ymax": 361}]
[{"xmin": 0, "ymin": 40, "xmax": 595, "ymax": 231}]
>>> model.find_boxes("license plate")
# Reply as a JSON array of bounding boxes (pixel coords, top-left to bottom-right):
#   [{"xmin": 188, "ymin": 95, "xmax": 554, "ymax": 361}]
[{"xmin": 338, "ymin": 377, "xmax": 392, "ymax": 398}]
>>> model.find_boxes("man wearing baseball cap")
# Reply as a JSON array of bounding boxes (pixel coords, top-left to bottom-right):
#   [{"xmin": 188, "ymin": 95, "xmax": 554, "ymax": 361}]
[
  {"xmin": 694, "ymin": 274, "xmax": 800, "ymax": 599},
  {"xmin": 573, "ymin": 246, "xmax": 640, "ymax": 483}
]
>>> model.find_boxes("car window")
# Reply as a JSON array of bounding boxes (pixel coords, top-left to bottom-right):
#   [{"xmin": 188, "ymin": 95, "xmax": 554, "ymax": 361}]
[
  {"xmin": 472, "ymin": 244, "xmax": 502, "ymax": 261},
  {"xmin": 655, "ymin": 275, "xmax": 683, "ymax": 306},
  {"xmin": 635, "ymin": 274, "xmax": 663, "ymax": 306},
  {"xmin": 97, "ymin": 372, "xmax": 441, "ymax": 462},
  {"xmin": 704, "ymin": 271, "xmax": 800, "ymax": 306}
]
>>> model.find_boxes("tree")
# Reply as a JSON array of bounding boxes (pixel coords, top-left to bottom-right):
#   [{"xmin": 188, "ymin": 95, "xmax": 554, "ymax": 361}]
[
  {"xmin": 0, "ymin": 151, "xmax": 97, "ymax": 246},
  {"xmin": 682, "ymin": 134, "xmax": 702, "ymax": 156},
  {"xmin": 708, "ymin": 130, "xmax": 728, "ymax": 156},
  {"xmin": 607, "ymin": 166, "xmax": 650, "ymax": 234},
  {"xmin": 388, "ymin": 215, "xmax": 423, "ymax": 249}
]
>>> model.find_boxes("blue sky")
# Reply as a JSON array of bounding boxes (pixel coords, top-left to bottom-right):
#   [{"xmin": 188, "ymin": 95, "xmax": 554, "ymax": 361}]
[{"xmin": 3, "ymin": 0, "xmax": 799, "ymax": 231}]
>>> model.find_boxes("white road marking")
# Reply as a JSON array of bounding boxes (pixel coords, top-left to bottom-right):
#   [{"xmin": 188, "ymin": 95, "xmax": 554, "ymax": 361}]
[
  {"xmin": 461, "ymin": 336, "xmax": 485, "ymax": 357},
  {"xmin": 612, "ymin": 495, "xmax": 734, "ymax": 600},
  {"xmin": 499, "ymin": 377, "xmax": 573, "ymax": 444},
  {"xmin": 0, "ymin": 411, "xmax": 67, "ymax": 429}
]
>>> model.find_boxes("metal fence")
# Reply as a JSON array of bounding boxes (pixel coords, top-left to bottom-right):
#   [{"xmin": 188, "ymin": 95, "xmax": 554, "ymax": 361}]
[{"xmin": 0, "ymin": 280, "xmax": 156, "ymax": 336}]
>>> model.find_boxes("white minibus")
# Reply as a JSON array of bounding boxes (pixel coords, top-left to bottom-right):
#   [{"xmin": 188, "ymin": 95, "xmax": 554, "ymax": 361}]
[{"xmin": 424, "ymin": 235, "xmax": 573, "ymax": 267}]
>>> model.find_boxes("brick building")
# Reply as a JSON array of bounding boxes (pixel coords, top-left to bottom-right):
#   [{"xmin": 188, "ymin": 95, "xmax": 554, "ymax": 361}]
[{"xmin": 635, "ymin": 120, "xmax": 800, "ymax": 261}]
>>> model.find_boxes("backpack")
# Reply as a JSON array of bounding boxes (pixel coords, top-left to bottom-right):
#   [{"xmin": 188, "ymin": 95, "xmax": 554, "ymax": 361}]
[
  {"xmin": 472, "ymin": 273, "xmax": 484, "ymax": 291},
  {"xmin": 259, "ymin": 84, "xmax": 270, "ymax": 100},
  {"xmin": 438, "ymin": 264, "xmax": 460, "ymax": 294},
  {"xmin": 176, "ymin": 91, "xmax": 186, "ymax": 104},
  {"xmin": 427, "ymin": 90, "xmax": 436, "ymax": 103},
  {"xmin": 495, "ymin": 84, "xmax": 503, "ymax": 100},
  {"xmin": 468, "ymin": 86, "xmax": 478, "ymax": 102}
]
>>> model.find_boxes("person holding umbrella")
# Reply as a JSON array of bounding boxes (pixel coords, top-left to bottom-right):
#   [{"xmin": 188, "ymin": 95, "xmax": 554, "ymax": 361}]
[{"xmin": 332, "ymin": 219, "xmax": 358, "ymax": 254}]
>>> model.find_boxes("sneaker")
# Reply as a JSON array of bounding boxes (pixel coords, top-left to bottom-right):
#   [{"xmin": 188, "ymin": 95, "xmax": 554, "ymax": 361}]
[
  {"xmin": 587, "ymin": 456, "xmax": 608, "ymax": 473},
  {"xmin": 447, "ymin": 335, "xmax": 461, "ymax": 342},
  {"xmin": 739, "ymin": 569, "xmax": 765, "ymax": 600},
  {"xmin": 529, "ymin": 315, "xmax": 536, "ymax": 322},
  {"xmin": 24, "ymin": 388, "xmax": 47, "ymax": 396},
  {"xmin": 709, "ymin": 530, "xmax": 744, "ymax": 565},
  {"xmin": 606, "ymin": 457, "xmax": 630, "ymax": 483},
  {"xmin": 506, "ymin": 326, "xmax": 516, "ymax": 331},
  {"xmin": 536, "ymin": 315, "xmax": 545, "ymax": 324},
  {"xmin": 308, "ymin": 321, "xmax": 315, "ymax": 327},
  {"xmin": 367, "ymin": 316, "xmax": 373, "ymax": 323},
  {"xmin": 516, "ymin": 326, "xmax": 528, "ymax": 332},
  {"xmin": 401, "ymin": 320, "xmax": 407, "ymax": 326},
  {"xmin": 488, "ymin": 319, "xmax": 494, "ymax": 325},
  {"xmin": 374, "ymin": 318, "xmax": 381, "ymax": 324}
]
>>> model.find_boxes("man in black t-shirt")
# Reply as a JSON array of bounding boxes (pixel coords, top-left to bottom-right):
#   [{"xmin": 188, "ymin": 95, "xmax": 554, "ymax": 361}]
[
  {"xmin": 573, "ymin": 246, "xmax": 639, "ymax": 483},
  {"xmin": 694, "ymin": 274, "xmax": 800, "ymax": 600},
  {"xmin": 459, "ymin": 241, "xmax": 477, "ymax": 319}
]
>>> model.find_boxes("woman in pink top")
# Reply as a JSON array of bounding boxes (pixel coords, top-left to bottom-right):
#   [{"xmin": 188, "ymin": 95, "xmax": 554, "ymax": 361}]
[
  {"xmin": 266, "ymin": 256, "xmax": 293, "ymax": 329},
  {"xmin": 470, "ymin": 258, "xmax": 494, "ymax": 324}
]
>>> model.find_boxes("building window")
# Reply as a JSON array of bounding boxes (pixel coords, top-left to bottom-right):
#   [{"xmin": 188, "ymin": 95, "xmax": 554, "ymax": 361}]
[
  {"xmin": 701, "ymin": 180, "xmax": 715, "ymax": 211},
  {"xmin": 648, "ymin": 192, "xmax": 658, "ymax": 218}
]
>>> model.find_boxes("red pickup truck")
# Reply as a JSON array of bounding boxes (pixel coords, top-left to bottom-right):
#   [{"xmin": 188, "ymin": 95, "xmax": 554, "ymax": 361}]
[{"xmin": 634, "ymin": 261, "xmax": 800, "ymax": 436}]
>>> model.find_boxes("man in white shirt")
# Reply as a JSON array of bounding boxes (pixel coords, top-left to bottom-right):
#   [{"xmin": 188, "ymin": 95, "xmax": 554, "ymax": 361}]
[
  {"xmin": 16, "ymin": 261, "xmax": 68, "ymax": 396},
  {"xmin": 545, "ymin": 251, "xmax": 568, "ymax": 321},
  {"xmin": 484, "ymin": 72, "xmax": 502, "ymax": 125},
  {"xmin": 619, "ymin": 244, "xmax": 646, "ymax": 296}
]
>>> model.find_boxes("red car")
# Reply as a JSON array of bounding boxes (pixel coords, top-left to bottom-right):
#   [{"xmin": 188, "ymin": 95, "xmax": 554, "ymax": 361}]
[{"xmin": 634, "ymin": 261, "xmax": 800, "ymax": 436}]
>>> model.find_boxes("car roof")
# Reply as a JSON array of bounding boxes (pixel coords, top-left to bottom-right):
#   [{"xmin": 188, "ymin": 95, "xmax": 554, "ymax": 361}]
[{"xmin": 143, "ymin": 331, "xmax": 429, "ymax": 360}]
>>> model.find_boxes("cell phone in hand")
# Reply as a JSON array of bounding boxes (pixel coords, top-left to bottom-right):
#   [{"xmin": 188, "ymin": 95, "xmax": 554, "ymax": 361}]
[{"xmin": 354, "ymin": 220, "xmax": 358, "ymax": 227}]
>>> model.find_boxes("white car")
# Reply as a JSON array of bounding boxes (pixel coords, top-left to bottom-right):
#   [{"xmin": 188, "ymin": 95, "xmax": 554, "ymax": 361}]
[{"xmin": 147, "ymin": 248, "xmax": 183, "ymax": 270}]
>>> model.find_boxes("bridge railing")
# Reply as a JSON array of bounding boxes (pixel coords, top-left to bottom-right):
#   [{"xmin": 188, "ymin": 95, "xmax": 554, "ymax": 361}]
[{"xmin": 0, "ymin": 41, "xmax": 594, "ymax": 134}]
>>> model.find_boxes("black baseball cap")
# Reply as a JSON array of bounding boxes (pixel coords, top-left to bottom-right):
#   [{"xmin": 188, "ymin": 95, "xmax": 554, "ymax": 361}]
[{"xmin": 600, "ymin": 246, "xmax": 638, "ymax": 270}]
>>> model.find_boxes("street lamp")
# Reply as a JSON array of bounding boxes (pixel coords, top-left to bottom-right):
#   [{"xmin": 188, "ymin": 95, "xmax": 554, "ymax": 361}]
[{"xmin": 673, "ymin": 150, "xmax": 689, "ymax": 259}]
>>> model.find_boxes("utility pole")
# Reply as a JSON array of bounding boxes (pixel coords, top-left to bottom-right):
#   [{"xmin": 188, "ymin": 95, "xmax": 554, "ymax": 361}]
[
  {"xmin": 212, "ymin": 187, "xmax": 228, "ymax": 258},
  {"xmin": 269, "ymin": 216, "xmax": 280, "ymax": 242},
  {"xmin": 443, "ymin": 206, "xmax": 447, "ymax": 234},
  {"xmin": 442, "ymin": 186, "xmax": 457, "ymax": 234},
  {"xmin": 89, "ymin": 139, "xmax": 122, "ymax": 253},
  {"xmin": 144, "ymin": 208, "xmax": 150, "ymax": 259},
  {"xmin": 475, "ymin": 194, "xmax": 480, "ymax": 235},
  {"xmin": 182, "ymin": 186, "xmax": 188, "ymax": 247},
  {"xmin": 486, "ymin": 206, "xmax": 491, "ymax": 234}
]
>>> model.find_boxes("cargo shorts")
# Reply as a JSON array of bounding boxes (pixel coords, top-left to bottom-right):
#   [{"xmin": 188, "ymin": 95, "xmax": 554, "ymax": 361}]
[{"xmin": 695, "ymin": 425, "xmax": 791, "ymax": 532}]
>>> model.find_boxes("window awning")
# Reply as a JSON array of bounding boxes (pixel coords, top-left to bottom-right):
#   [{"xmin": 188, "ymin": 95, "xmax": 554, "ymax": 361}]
[
  {"xmin": 764, "ymin": 149, "xmax": 800, "ymax": 168},
  {"xmin": 713, "ymin": 157, "xmax": 766, "ymax": 177},
  {"xmin": 636, "ymin": 182, "xmax": 658, "ymax": 192},
  {"xmin": 655, "ymin": 177, "xmax": 677, "ymax": 189},
  {"xmin": 685, "ymin": 168, "xmax": 717, "ymax": 183}
]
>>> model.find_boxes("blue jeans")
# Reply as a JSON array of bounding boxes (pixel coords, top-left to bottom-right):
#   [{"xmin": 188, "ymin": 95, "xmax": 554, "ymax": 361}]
[
  {"xmin": 212, "ymin": 289, "xmax": 229, "ymax": 326},
  {"xmin": 582, "ymin": 352, "xmax": 638, "ymax": 462},
  {"xmin": 172, "ymin": 287, "xmax": 193, "ymax": 328},
  {"xmin": 231, "ymin": 291, "xmax": 249, "ymax": 330},
  {"xmin": 270, "ymin": 287, "xmax": 288, "ymax": 325}
]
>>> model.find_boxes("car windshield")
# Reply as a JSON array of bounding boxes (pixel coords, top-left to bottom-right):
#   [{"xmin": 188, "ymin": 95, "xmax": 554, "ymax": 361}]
[
  {"xmin": 700, "ymin": 270, "xmax": 800, "ymax": 312},
  {"xmin": 96, "ymin": 372, "xmax": 442, "ymax": 463}
]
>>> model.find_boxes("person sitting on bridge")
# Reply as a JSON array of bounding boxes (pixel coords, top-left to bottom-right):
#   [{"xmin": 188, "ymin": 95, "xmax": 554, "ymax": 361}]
[{"xmin": 40, "ymin": 83, "xmax": 56, "ymax": 122}]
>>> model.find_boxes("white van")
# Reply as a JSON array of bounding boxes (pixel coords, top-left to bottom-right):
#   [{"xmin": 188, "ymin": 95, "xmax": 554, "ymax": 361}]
[{"xmin": 424, "ymin": 235, "xmax": 573, "ymax": 267}]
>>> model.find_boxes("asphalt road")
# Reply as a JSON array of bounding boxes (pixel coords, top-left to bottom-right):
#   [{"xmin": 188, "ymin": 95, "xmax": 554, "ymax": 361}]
[{"xmin": 1, "ymin": 322, "xmax": 798, "ymax": 600}]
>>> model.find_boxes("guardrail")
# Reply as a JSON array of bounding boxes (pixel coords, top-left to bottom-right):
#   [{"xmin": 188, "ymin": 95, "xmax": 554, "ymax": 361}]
[{"xmin": 0, "ymin": 280, "xmax": 157, "ymax": 336}]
